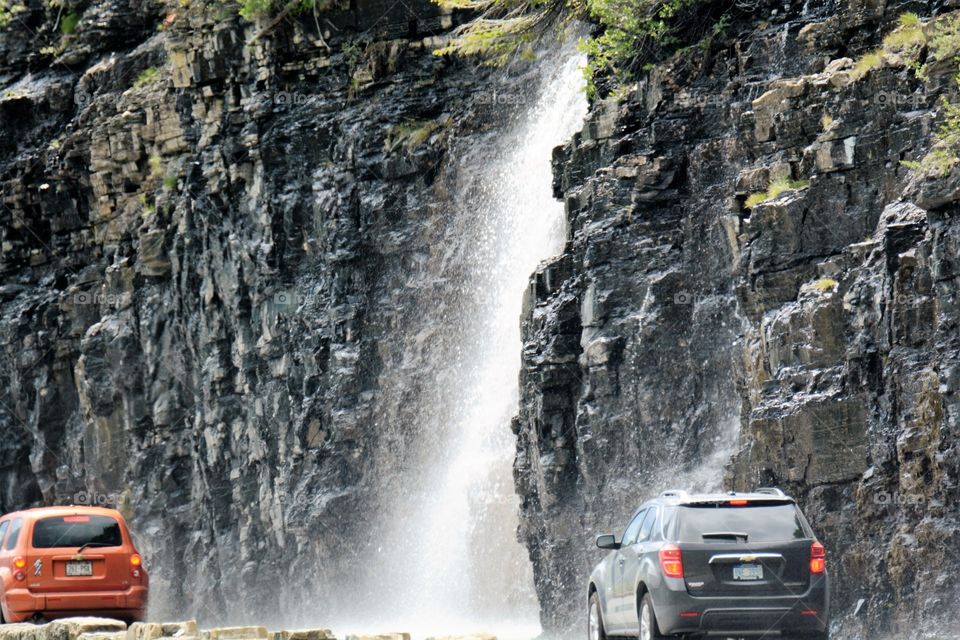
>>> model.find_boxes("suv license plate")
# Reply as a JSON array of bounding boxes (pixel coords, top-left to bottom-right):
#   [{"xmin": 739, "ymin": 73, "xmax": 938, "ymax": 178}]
[
  {"xmin": 733, "ymin": 564, "xmax": 763, "ymax": 580},
  {"xmin": 66, "ymin": 560, "xmax": 93, "ymax": 576}
]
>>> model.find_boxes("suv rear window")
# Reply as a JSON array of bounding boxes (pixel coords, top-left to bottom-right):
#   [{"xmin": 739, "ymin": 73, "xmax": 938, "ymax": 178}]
[
  {"xmin": 675, "ymin": 503, "xmax": 807, "ymax": 543},
  {"xmin": 32, "ymin": 515, "xmax": 123, "ymax": 549}
]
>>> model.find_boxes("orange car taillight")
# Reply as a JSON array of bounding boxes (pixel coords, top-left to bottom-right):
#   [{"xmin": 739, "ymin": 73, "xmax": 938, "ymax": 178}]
[
  {"xmin": 810, "ymin": 541, "xmax": 826, "ymax": 575},
  {"xmin": 13, "ymin": 557, "xmax": 26, "ymax": 581},
  {"xmin": 659, "ymin": 544, "xmax": 684, "ymax": 578},
  {"xmin": 131, "ymin": 553, "xmax": 143, "ymax": 577}
]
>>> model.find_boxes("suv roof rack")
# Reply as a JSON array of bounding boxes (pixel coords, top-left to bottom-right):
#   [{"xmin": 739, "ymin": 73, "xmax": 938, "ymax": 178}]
[
  {"xmin": 754, "ymin": 487, "xmax": 787, "ymax": 497},
  {"xmin": 659, "ymin": 489, "xmax": 690, "ymax": 500}
]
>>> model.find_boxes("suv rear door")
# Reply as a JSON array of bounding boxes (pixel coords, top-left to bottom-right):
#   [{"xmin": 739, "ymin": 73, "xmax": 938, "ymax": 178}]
[
  {"xmin": 672, "ymin": 501, "xmax": 814, "ymax": 597},
  {"xmin": 610, "ymin": 508, "xmax": 648, "ymax": 631},
  {"xmin": 617, "ymin": 506, "xmax": 660, "ymax": 635},
  {"xmin": 26, "ymin": 514, "xmax": 131, "ymax": 604}
]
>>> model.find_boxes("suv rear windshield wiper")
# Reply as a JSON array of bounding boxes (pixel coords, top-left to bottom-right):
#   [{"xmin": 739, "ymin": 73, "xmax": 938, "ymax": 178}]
[
  {"xmin": 701, "ymin": 531, "xmax": 750, "ymax": 541},
  {"xmin": 76, "ymin": 542, "xmax": 116, "ymax": 554}
]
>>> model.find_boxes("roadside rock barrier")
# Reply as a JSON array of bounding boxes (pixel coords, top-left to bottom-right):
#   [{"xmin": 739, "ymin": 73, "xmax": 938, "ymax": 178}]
[
  {"xmin": 201, "ymin": 629, "xmax": 268, "ymax": 640},
  {"xmin": 344, "ymin": 633, "xmax": 410, "ymax": 640},
  {"xmin": 271, "ymin": 630, "xmax": 335, "ymax": 640},
  {"xmin": 0, "ymin": 618, "xmax": 128, "ymax": 640},
  {"xmin": 127, "ymin": 622, "xmax": 199, "ymax": 640}
]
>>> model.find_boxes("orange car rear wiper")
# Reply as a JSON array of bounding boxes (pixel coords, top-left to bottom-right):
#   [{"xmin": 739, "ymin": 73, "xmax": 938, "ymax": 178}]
[{"xmin": 76, "ymin": 542, "xmax": 115, "ymax": 554}]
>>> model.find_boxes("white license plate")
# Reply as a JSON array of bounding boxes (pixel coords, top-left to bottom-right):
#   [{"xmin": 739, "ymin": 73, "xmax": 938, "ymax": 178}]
[
  {"xmin": 66, "ymin": 561, "xmax": 93, "ymax": 576},
  {"xmin": 733, "ymin": 564, "xmax": 763, "ymax": 580}
]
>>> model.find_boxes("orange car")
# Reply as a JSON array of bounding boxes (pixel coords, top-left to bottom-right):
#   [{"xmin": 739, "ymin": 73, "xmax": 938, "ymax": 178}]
[{"xmin": 0, "ymin": 506, "xmax": 148, "ymax": 623}]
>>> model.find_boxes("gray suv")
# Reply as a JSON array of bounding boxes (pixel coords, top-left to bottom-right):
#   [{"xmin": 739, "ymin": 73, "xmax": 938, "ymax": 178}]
[{"xmin": 588, "ymin": 489, "xmax": 829, "ymax": 639}]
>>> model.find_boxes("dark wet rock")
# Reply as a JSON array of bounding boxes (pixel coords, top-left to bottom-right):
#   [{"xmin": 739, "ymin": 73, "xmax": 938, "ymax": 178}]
[
  {"xmin": 3, "ymin": 0, "xmax": 960, "ymax": 636},
  {"xmin": 517, "ymin": 3, "xmax": 960, "ymax": 638},
  {"xmin": 0, "ymin": 0, "xmax": 530, "ymax": 625}
]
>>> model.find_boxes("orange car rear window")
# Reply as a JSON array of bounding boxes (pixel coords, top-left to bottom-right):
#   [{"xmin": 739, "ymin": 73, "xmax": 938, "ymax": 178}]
[
  {"xmin": 5, "ymin": 518, "xmax": 22, "ymax": 550},
  {"xmin": 32, "ymin": 515, "xmax": 122, "ymax": 549}
]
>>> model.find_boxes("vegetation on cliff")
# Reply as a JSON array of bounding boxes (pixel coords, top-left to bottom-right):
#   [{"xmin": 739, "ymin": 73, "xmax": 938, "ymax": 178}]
[{"xmin": 431, "ymin": 0, "xmax": 729, "ymax": 95}]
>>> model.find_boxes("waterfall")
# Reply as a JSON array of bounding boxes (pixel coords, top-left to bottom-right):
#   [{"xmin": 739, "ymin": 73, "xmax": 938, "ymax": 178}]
[{"xmin": 327, "ymin": 38, "xmax": 587, "ymax": 638}]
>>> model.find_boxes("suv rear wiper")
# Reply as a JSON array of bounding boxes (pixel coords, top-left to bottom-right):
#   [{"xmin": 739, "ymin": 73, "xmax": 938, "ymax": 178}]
[
  {"xmin": 76, "ymin": 542, "xmax": 115, "ymax": 554},
  {"xmin": 701, "ymin": 531, "xmax": 750, "ymax": 542}
]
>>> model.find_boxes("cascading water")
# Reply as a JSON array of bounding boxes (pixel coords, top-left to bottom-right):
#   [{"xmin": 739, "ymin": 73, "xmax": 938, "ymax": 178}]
[{"xmin": 328, "ymin": 38, "xmax": 587, "ymax": 638}]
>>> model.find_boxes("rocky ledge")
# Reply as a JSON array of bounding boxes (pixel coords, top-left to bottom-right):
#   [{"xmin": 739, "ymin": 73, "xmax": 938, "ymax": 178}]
[{"xmin": 0, "ymin": 618, "xmax": 495, "ymax": 640}]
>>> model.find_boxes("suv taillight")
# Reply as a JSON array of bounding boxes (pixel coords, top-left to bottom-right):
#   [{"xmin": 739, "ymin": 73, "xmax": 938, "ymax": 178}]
[
  {"xmin": 131, "ymin": 553, "xmax": 143, "ymax": 577},
  {"xmin": 659, "ymin": 544, "xmax": 684, "ymax": 578},
  {"xmin": 810, "ymin": 541, "xmax": 826, "ymax": 575}
]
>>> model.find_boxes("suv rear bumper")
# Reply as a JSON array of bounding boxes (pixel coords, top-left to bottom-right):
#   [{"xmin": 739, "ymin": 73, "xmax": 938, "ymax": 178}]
[
  {"xmin": 4, "ymin": 585, "xmax": 148, "ymax": 619},
  {"xmin": 653, "ymin": 576, "xmax": 829, "ymax": 636}
]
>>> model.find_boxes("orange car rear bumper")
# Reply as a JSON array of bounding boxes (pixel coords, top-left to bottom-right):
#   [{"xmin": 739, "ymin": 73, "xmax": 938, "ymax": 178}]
[{"xmin": 5, "ymin": 585, "xmax": 148, "ymax": 617}]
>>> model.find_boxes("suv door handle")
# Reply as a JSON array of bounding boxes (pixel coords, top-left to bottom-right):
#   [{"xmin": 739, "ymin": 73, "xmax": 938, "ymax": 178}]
[{"xmin": 618, "ymin": 557, "xmax": 626, "ymax": 566}]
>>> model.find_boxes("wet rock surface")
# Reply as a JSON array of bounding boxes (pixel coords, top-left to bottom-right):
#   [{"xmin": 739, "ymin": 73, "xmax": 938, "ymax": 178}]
[
  {"xmin": 0, "ymin": 0, "xmax": 549, "ymax": 625},
  {"xmin": 3, "ymin": 0, "xmax": 960, "ymax": 637},
  {"xmin": 517, "ymin": 1, "xmax": 960, "ymax": 638}
]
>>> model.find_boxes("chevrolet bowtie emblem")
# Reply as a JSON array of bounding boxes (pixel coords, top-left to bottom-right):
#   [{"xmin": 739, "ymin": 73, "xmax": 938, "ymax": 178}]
[
  {"xmin": 741, "ymin": 555, "xmax": 757, "ymax": 562},
  {"xmin": 33, "ymin": 559, "xmax": 42, "ymax": 576}
]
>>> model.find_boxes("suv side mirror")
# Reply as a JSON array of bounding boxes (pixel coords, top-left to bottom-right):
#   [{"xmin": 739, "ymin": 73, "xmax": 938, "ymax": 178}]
[{"xmin": 596, "ymin": 534, "xmax": 620, "ymax": 550}]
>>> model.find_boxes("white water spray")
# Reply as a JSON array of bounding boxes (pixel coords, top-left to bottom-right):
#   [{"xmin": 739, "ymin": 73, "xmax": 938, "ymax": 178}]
[{"xmin": 335, "ymin": 41, "xmax": 587, "ymax": 639}]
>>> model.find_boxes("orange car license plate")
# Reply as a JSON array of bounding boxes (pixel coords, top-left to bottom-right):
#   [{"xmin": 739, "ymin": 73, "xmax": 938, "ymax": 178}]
[{"xmin": 66, "ymin": 560, "xmax": 93, "ymax": 576}]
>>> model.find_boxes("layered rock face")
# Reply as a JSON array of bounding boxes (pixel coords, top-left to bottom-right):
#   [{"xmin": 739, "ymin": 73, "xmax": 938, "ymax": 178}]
[
  {"xmin": 0, "ymin": 0, "xmax": 553, "ymax": 625},
  {"xmin": 516, "ymin": 1, "xmax": 960, "ymax": 637}
]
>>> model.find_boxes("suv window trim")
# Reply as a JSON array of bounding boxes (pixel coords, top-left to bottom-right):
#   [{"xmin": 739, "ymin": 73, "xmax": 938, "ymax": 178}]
[
  {"xmin": 636, "ymin": 506, "xmax": 658, "ymax": 543},
  {"xmin": 621, "ymin": 508, "xmax": 648, "ymax": 546}
]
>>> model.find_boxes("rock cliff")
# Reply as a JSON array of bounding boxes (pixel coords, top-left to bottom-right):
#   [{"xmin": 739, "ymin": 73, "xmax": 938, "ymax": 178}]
[
  {"xmin": 0, "ymin": 0, "xmax": 550, "ymax": 625},
  {"xmin": 3, "ymin": 0, "xmax": 960, "ymax": 637},
  {"xmin": 516, "ymin": 0, "xmax": 960, "ymax": 637}
]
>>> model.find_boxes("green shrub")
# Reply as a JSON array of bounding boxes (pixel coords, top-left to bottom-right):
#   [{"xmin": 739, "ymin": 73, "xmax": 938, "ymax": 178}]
[
  {"xmin": 134, "ymin": 67, "xmax": 160, "ymax": 87},
  {"xmin": 744, "ymin": 177, "xmax": 809, "ymax": 209},
  {"xmin": 927, "ymin": 12, "xmax": 960, "ymax": 63},
  {"xmin": 238, "ymin": 0, "xmax": 316, "ymax": 20},
  {"xmin": 580, "ymin": 0, "xmax": 726, "ymax": 95},
  {"xmin": 433, "ymin": 12, "xmax": 541, "ymax": 66},
  {"xmin": 812, "ymin": 277, "xmax": 839, "ymax": 291},
  {"xmin": 384, "ymin": 118, "xmax": 449, "ymax": 153},
  {"xmin": 0, "ymin": 1, "xmax": 26, "ymax": 28},
  {"xmin": 850, "ymin": 49, "xmax": 884, "ymax": 80},
  {"xmin": 60, "ymin": 11, "xmax": 80, "ymax": 34},
  {"xmin": 903, "ymin": 98, "xmax": 960, "ymax": 177},
  {"xmin": 433, "ymin": 0, "xmax": 728, "ymax": 97}
]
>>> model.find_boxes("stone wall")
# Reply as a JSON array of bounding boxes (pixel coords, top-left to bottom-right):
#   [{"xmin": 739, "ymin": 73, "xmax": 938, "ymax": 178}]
[
  {"xmin": 516, "ymin": 1, "xmax": 960, "ymax": 637},
  {"xmin": 0, "ymin": 0, "xmax": 540, "ymax": 624}
]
